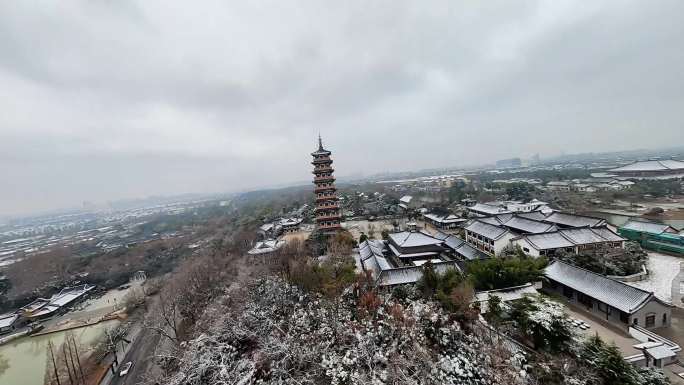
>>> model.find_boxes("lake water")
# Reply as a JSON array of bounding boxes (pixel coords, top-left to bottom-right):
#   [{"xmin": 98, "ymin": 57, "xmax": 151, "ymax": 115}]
[{"xmin": 0, "ymin": 320, "xmax": 119, "ymax": 385}]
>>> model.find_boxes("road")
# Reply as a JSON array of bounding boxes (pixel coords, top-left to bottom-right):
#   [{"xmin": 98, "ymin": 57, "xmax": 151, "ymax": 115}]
[{"xmin": 108, "ymin": 326, "xmax": 161, "ymax": 385}]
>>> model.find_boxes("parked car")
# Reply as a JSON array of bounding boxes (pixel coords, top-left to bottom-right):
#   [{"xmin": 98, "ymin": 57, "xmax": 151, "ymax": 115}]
[{"xmin": 119, "ymin": 362, "xmax": 133, "ymax": 377}]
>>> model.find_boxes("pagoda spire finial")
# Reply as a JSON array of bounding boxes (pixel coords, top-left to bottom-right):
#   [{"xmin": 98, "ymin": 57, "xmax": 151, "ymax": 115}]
[{"xmin": 318, "ymin": 133, "xmax": 323, "ymax": 150}]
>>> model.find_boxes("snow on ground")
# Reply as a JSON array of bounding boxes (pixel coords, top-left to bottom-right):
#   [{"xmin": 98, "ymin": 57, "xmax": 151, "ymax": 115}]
[{"xmin": 627, "ymin": 252, "xmax": 683, "ymax": 303}]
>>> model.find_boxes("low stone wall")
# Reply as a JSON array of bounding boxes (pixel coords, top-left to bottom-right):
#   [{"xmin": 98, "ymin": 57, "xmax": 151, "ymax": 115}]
[
  {"xmin": 607, "ymin": 265, "xmax": 648, "ymax": 283},
  {"xmin": 0, "ymin": 329, "xmax": 29, "ymax": 346}
]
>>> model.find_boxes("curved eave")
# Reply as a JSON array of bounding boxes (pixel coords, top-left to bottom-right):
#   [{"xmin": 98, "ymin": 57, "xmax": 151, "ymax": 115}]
[
  {"xmin": 631, "ymin": 293, "xmax": 674, "ymax": 313},
  {"xmin": 311, "ymin": 149, "xmax": 331, "ymax": 156}
]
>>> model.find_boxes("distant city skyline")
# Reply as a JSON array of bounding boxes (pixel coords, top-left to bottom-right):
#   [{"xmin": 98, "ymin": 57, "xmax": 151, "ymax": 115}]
[
  {"xmin": 1, "ymin": 1, "xmax": 683, "ymax": 217},
  {"xmin": 2, "ymin": 144, "xmax": 681, "ymax": 220}
]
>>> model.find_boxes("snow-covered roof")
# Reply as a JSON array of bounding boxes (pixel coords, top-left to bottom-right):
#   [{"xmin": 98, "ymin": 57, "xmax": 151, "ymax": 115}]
[
  {"xmin": 451, "ymin": 239, "xmax": 489, "ymax": 260},
  {"xmin": 428, "ymin": 231, "xmax": 490, "ymax": 261},
  {"xmin": 423, "ymin": 213, "xmax": 466, "ymax": 224},
  {"xmin": 499, "ymin": 216, "xmax": 557, "ymax": 234},
  {"xmin": 248, "ymin": 239, "xmax": 286, "ymax": 255},
  {"xmin": 468, "ymin": 203, "xmax": 511, "ymax": 215},
  {"xmin": 545, "ymin": 260, "xmax": 663, "ymax": 314},
  {"xmin": 359, "ymin": 240, "xmax": 393, "ymax": 277},
  {"xmin": 560, "ymin": 227, "xmax": 614, "ymax": 245},
  {"xmin": 645, "ymin": 344, "xmax": 677, "ymax": 360},
  {"xmin": 413, "ymin": 259, "xmax": 443, "ymax": 267},
  {"xmin": 279, "ymin": 218, "xmax": 303, "ymax": 227},
  {"xmin": 259, "ymin": 223, "xmax": 275, "ymax": 232},
  {"xmin": 388, "ymin": 231, "xmax": 444, "ymax": 248},
  {"xmin": 0, "ymin": 313, "xmax": 19, "ymax": 328},
  {"xmin": 520, "ymin": 232, "xmax": 575, "ymax": 250},
  {"xmin": 620, "ymin": 220, "xmax": 677, "ymax": 235},
  {"xmin": 475, "ymin": 283, "xmax": 538, "ymax": 307},
  {"xmin": 516, "ymin": 211, "xmax": 548, "ymax": 221},
  {"xmin": 609, "ymin": 160, "xmax": 684, "ymax": 172},
  {"xmin": 465, "ymin": 220, "xmax": 511, "ymax": 241},
  {"xmin": 31, "ymin": 304, "xmax": 61, "ymax": 318},
  {"xmin": 543, "ymin": 212, "xmax": 606, "ymax": 228},
  {"xmin": 388, "ymin": 244, "xmax": 440, "ymax": 259},
  {"xmin": 48, "ymin": 284, "xmax": 96, "ymax": 308},
  {"xmin": 376, "ymin": 261, "xmax": 461, "ymax": 286},
  {"xmin": 516, "ymin": 226, "xmax": 624, "ymax": 250},
  {"xmin": 399, "ymin": 195, "xmax": 413, "ymax": 204},
  {"xmin": 21, "ymin": 284, "xmax": 95, "ymax": 317}
]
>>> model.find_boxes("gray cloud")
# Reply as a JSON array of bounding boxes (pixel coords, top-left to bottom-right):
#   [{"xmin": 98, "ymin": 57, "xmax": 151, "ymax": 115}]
[{"xmin": 1, "ymin": 0, "xmax": 683, "ymax": 216}]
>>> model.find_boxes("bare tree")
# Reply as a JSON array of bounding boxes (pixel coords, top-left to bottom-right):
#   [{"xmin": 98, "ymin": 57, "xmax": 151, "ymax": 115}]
[
  {"xmin": 44, "ymin": 332, "xmax": 91, "ymax": 385},
  {"xmin": 145, "ymin": 288, "xmax": 181, "ymax": 345},
  {"xmin": 91, "ymin": 325, "xmax": 130, "ymax": 375}
]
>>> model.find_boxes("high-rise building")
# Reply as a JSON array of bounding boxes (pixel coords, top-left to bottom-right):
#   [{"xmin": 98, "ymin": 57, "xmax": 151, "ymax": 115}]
[
  {"xmin": 496, "ymin": 157, "xmax": 522, "ymax": 169},
  {"xmin": 311, "ymin": 136, "xmax": 342, "ymax": 233}
]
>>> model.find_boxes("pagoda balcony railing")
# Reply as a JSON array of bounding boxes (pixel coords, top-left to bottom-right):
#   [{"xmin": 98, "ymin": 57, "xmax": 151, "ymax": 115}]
[
  {"xmin": 315, "ymin": 195, "xmax": 338, "ymax": 202},
  {"xmin": 316, "ymin": 203, "xmax": 339, "ymax": 210},
  {"xmin": 311, "ymin": 158, "xmax": 332, "ymax": 165},
  {"xmin": 316, "ymin": 210, "xmax": 340, "ymax": 218},
  {"xmin": 312, "ymin": 167, "xmax": 334, "ymax": 174},
  {"xmin": 314, "ymin": 186, "xmax": 336, "ymax": 193},
  {"xmin": 319, "ymin": 222, "xmax": 342, "ymax": 230},
  {"xmin": 316, "ymin": 214, "xmax": 341, "ymax": 221},
  {"xmin": 313, "ymin": 176, "xmax": 336, "ymax": 183}
]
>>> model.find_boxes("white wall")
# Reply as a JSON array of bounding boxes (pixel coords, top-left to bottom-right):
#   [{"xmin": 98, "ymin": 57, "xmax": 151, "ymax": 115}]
[
  {"xmin": 494, "ymin": 232, "xmax": 516, "ymax": 256},
  {"xmin": 630, "ymin": 299, "xmax": 672, "ymax": 329},
  {"xmin": 512, "ymin": 238, "xmax": 541, "ymax": 257}
]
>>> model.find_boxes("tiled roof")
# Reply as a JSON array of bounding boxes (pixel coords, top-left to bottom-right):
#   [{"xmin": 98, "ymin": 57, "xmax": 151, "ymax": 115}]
[
  {"xmin": 523, "ymin": 232, "xmax": 575, "ymax": 250},
  {"xmin": 431, "ymin": 231, "xmax": 451, "ymax": 241},
  {"xmin": 560, "ymin": 227, "xmax": 612, "ymax": 245},
  {"xmin": 516, "ymin": 211, "xmax": 548, "ymax": 221},
  {"xmin": 0, "ymin": 313, "xmax": 18, "ymax": 328},
  {"xmin": 543, "ymin": 212, "xmax": 606, "ymax": 228},
  {"xmin": 248, "ymin": 239, "xmax": 286, "ymax": 255},
  {"xmin": 545, "ymin": 260, "xmax": 657, "ymax": 314},
  {"xmin": 468, "ymin": 203, "xmax": 511, "ymax": 215},
  {"xmin": 443, "ymin": 235, "xmax": 465, "ymax": 250},
  {"xmin": 359, "ymin": 239, "xmax": 386, "ymax": 261},
  {"xmin": 388, "ymin": 231, "xmax": 444, "ymax": 248},
  {"xmin": 465, "ymin": 220, "xmax": 510, "ymax": 240},
  {"xmin": 609, "ymin": 160, "xmax": 684, "ymax": 172},
  {"xmin": 376, "ymin": 261, "xmax": 461, "ymax": 286},
  {"xmin": 438, "ymin": 234, "xmax": 488, "ymax": 260},
  {"xmin": 475, "ymin": 283, "xmax": 538, "ymax": 305},
  {"xmin": 423, "ymin": 213, "xmax": 466, "ymax": 224},
  {"xmin": 453, "ymin": 241, "xmax": 490, "ymax": 261},
  {"xmin": 621, "ymin": 220, "xmax": 676, "ymax": 235},
  {"xmin": 518, "ymin": 226, "xmax": 624, "ymax": 250},
  {"xmin": 358, "ymin": 240, "xmax": 393, "ymax": 277},
  {"xmin": 501, "ymin": 216, "xmax": 557, "ymax": 234},
  {"xmin": 590, "ymin": 227, "xmax": 627, "ymax": 242}
]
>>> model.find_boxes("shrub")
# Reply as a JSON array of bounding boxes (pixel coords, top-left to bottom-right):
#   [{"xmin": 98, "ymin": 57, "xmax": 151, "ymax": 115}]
[
  {"xmin": 555, "ymin": 242, "xmax": 647, "ymax": 276},
  {"xmin": 468, "ymin": 257, "xmax": 547, "ymax": 291},
  {"xmin": 508, "ymin": 296, "xmax": 574, "ymax": 352}
]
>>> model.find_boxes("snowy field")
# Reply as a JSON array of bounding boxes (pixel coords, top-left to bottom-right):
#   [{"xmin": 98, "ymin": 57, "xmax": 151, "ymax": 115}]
[{"xmin": 627, "ymin": 252, "xmax": 683, "ymax": 304}]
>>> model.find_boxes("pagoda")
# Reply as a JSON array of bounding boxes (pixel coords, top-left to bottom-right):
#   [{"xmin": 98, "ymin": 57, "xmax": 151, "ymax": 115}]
[{"xmin": 311, "ymin": 136, "xmax": 342, "ymax": 233}]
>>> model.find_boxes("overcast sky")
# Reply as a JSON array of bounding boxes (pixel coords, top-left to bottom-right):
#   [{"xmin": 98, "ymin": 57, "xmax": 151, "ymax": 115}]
[{"xmin": 1, "ymin": 1, "xmax": 683, "ymax": 217}]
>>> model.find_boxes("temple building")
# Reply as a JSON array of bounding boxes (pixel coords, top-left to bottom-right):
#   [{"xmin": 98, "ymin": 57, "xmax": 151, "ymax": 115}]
[
  {"xmin": 608, "ymin": 159, "xmax": 684, "ymax": 180},
  {"xmin": 311, "ymin": 136, "xmax": 342, "ymax": 233}
]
